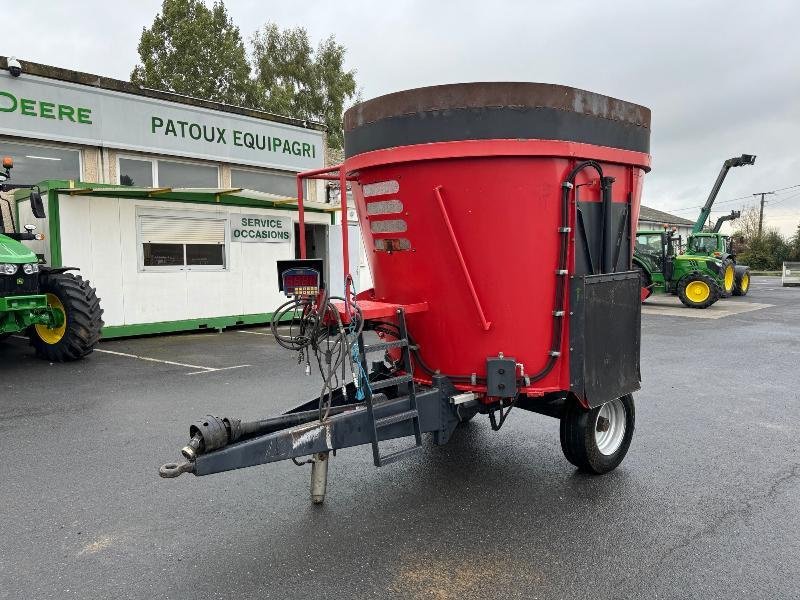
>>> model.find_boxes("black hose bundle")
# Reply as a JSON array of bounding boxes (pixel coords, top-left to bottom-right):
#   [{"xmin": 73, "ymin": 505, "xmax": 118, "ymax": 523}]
[{"xmin": 270, "ymin": 288, "xmax": 363, "ymax": 421}]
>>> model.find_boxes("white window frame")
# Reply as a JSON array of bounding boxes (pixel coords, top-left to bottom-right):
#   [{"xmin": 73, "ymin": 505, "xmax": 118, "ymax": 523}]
[
  {"xmin": 229, "ymin": 164, "xmax": 305, "ymax": 197},
  {"xmin": 117, "ymin": 154, "xmax": 156, "ymax": 187},
  {"xmin": 117, "ymin": 154, "xmax": 220, "ymax": 188},
  {"xmin": 0, "ymin": 137, "xmax": 84, "ymax": 181},
  {"xmin": 136, "ymin": 207, "xmax": 230, "ymax": 273}
]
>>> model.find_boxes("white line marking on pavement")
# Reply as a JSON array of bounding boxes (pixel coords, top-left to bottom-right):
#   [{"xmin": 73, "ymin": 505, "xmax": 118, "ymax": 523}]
[
  {"xmin": 94, "ymin": 348, "xmax": 212, "ymax": 370},
  {"xmin": 94, "ymin": 348, "xmax": 250, "ymax": 375},
  {"xmin": 237, "ymin": 330, "xmax": 273, "ymax": 336},
  {"xmin": 185, "ymin": 365, "xmax": 251, "ymax": 376}
]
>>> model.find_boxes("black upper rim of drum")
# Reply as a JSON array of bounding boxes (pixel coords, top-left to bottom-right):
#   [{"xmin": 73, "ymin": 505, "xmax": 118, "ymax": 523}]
[{"xmin": 343, "ymin": 82, "xmax": 651, "ymax": 158}]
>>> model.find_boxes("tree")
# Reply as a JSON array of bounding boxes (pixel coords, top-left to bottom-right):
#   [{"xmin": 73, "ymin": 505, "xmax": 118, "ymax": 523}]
[
  {"xmin": 739, "ymin": 228, "xmax": 790, "ymax": 270},
  {"xmin": 251, "ymin": 23, "xmax": 357, "ymax": 148},
  {"xmin": 790, "ymin": 223, "xmax": 800, "ymax": 261},
  {"xmin": 131, "ymin": 0, "xmax": 253, "ymax": 106}
]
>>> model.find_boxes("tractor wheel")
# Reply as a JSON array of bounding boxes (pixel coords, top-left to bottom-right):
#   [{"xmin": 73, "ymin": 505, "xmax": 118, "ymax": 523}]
[
  {"xmin": 634, "ymin": 264, "xmax": 651, "ymax": 303},
  {"xmin": 720, "ymin": 260, "xmax": 735, "ymax": 297},
  {"xmin": 677, "ymin": 273, "xmax": 720, "ymax": 309},
  {"xmin": 560, "ymin": 395, "xmax": 635, "ymax": 474},
  {"xmin": 28, "ymin": 272, "xmax": 103, "ymax": 361},
  {"xmin": 733, "ymin": 266, "xmax": 751, "ymax": 296}
]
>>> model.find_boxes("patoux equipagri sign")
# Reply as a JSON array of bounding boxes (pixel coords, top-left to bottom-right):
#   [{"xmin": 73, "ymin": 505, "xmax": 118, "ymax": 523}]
[{"xmin": 0, "ymin": 72, "xmax": 324, "ymax": 172}]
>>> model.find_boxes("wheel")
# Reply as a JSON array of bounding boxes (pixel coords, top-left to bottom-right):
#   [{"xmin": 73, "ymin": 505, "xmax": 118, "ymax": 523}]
[
  {"xmin": 720, "ymin": 260, "xmax": 735, "ymax": 297},
  {"xmin": 733, "ymin": 266, "xmax": 751, "ymax": 296},
  {"xmin": 560, "ymin": 395, "xmax": 635, "ymax": 474},
  {"xmin": 677, "ymin": 273, "xmax": 720, "ymax": 309},
  {"xmin": 28, "ymin": 272, "xmax": 104, "ymax": 361},
  {"xmin": 633, "ymin": 263, "xmax": 651, "ymax": 303}
]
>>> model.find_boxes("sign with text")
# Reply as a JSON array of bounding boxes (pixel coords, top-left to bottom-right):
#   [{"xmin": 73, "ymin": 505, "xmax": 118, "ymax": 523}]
[
  {"xmin": 231, "ymin": 214, "xmax": 292, "ymax": 243},
  {"xmin": 0, "ymin": 72, "xmax": 324, "ymax": 171}
]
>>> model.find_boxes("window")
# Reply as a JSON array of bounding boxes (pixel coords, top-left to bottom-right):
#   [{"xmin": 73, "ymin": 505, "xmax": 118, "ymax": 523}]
[
  {"xmin": 230, "ymin": 167, "xmax": 304, "ymax": 197},
  {"xmin": 119, "ymin": 157, "xmax": 154, "ymax": 187},
  {"xmin": 1, "ymin": 140, "xmax": 81, "ymax": 182},
  {"xmin": 137, "ymin": 209, "xmax": 228, "ymax": 271},
  {"xmin": 118, "ymin": 156, "xmax": 219, "ymax": 188},
  {"xmin": 157, "ymin": 159, "xmax": 218, "ymax": 188}
]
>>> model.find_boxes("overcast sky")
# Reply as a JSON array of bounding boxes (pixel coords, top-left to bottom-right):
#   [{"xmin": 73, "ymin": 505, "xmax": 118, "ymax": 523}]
[{"xmin": 5, "ymin": 0, "xmax": 800, "ymax": 235}]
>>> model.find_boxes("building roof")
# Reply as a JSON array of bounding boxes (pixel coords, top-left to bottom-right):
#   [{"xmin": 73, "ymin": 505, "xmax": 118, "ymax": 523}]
[
  {"xmin": 638, "ymin": 205, "xmax": 695, "ymax": 226},
  {"xmin": 15, "ymin": 180, "xmax": 338, "ymax": 216},
  {"xmin": 0, "ymin": 56, "xmax": 325, "ymax": 132}
]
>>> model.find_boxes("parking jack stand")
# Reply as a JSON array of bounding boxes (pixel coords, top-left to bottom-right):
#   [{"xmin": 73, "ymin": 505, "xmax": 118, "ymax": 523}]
[{"xmin": 310, "ymin": 452, "xmax": 329, "ymax": 504}]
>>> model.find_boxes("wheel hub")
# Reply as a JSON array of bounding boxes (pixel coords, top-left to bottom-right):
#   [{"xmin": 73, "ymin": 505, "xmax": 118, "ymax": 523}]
[{"xmin": 595, "ymin": 398, "xmax": 626, "ymax": 455}]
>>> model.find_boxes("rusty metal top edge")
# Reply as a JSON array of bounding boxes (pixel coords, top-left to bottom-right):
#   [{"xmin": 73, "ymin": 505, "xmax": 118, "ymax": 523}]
[{"xmin": 344, "ymin": 82, "xmax": 651, "ymax": 132}]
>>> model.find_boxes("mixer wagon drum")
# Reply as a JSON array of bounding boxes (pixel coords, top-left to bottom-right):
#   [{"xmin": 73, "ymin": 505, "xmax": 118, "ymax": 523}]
[{"xmin": 159, "ymin": 82, "xmax": 651, "ymax": 498}]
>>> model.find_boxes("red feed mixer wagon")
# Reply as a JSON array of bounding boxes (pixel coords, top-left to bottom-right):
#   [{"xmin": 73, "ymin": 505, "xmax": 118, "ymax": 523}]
[{"xmin": 160, "ymin": 83, "xmax": 651, "ymax": 504}]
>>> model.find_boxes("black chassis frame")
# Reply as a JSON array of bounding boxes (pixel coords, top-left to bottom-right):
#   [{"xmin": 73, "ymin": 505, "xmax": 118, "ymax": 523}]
[{"xmin": 188, "ymin": 374, "xmax": 470, "ymax": 477}]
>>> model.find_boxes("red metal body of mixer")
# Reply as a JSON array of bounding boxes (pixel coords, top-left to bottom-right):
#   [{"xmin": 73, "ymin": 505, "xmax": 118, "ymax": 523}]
[{"xmin": 297, "ymin": 82, "xmax": 651, "ymax": 405}]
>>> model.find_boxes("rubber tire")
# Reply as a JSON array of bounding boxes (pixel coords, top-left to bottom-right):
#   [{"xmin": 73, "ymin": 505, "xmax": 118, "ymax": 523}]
[
  {"xmin": 559, "ymin": 395, "xmax": 635, "ymax": 474},
  {"xmin": 733, "ymin": 266, "xmax": 751, "ymax": 296},
  {"xmin": 720, "ymin": 259, "xmax": 735, "ymax": 297},
  {"xmin": 677, "ymin": 273, "xmax": 720, "ymax": 309},
  {"xmin": 634, "ymin": 263, "xmax": 651, "ymax": 304},
  {"xmin": 29, "ymin": 272, "xmax": 104, "ymax": 361}
]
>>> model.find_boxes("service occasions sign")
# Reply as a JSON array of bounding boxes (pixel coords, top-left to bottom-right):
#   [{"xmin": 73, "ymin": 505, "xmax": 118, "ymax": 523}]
[
  {"xmin": 231, "ymin": 214, "xmax": 292, "ymax": 243},
  {"xmin": 0, "ymin": 72, "xmax": 324, "ymax": 171}
]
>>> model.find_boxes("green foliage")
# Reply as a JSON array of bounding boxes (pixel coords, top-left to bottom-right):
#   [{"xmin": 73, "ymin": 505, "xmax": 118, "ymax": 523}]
[
  {"xmin": 251, "ymin": 24, "xmax": 357, "ymax": 148},
  {"xmin": 738, "ymin": 228, "xmax": 791, "ymax": 270},
  {"xmin": 790, "ymin": 223, "xmax": 800, "ymax": 261},
  {"xmin": 132, "ymin": 2, "xmax": 358, "ymax": 149},
  {"xmin": 131, "ymin": 0, "xmax": 253, "ymax": 106}
]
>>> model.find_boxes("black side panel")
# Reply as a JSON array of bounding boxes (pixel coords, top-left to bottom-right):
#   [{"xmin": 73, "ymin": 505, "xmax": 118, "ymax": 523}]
[
  {"xmin": 570, "ymin": 272, "xmax": 641, "ymax": 407},
  {"xmin": 574, "ymin": 201, "xmax": 631, "ymax": 276}
]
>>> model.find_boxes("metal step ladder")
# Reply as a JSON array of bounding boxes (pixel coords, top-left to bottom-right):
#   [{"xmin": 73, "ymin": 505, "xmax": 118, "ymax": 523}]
[{"xmin": 356, "ymin": 308, "xmax": 423, "ymax": 466}]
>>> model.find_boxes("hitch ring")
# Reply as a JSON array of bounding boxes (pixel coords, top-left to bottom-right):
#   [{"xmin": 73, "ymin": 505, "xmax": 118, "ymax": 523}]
[{"xmin": 159, "ymin": 461, "xmax": 195, "ymax": 478}]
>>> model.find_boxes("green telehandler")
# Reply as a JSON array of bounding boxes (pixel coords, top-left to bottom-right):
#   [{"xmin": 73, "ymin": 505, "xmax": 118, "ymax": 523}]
[
  {"xmin": 0, "ymin": 156, "xmax": 103, "ymax": 360},
  {"xmin": 683, "ymin": 154, "xmax": 756, "ymax": 297}
]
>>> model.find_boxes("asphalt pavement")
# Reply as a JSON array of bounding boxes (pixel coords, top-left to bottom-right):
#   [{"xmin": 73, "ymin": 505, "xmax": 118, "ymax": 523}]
[{"xmin": 1, "ymin": 276, "xmax": 798, "ymax": 599}]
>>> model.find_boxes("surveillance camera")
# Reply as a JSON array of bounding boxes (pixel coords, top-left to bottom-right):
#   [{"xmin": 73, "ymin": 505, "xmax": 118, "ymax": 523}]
[{"xmin": 7, "ymin": 57, "xmax": 21, "ymax": 77}]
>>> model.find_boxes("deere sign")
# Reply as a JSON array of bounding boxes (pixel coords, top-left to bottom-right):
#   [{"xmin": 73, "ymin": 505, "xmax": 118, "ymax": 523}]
[
  {"xmin": 231, "ymin": 214, "xmax": 292, "ymax": 243},
  {"xmin": 0, "ymin": 72, "xmax": 323, "ymax": 171}
]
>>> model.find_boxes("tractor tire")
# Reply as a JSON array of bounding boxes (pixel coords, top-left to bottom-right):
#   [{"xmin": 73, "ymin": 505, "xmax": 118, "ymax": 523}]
[
  {"xmin": 720, "ymin": 259, "xmax": 735, "ymax": 297},
  {"xmin": 677, "ymin": 273, "xmax": 720, "ymax": 309},
  {"xmin": 634, "ymin": 264, "xmax": 651, "ymax": 303},
  {"xmin": 560, "ymin": 395, "xmax": 635, "ymax": 474},
  {"xmin": 733, "ymin": 266, "xmax": 751, "ymax": 296},
  {"xmin": 28, "ymin": 272, "xmax": 103, "ymax": 361}
]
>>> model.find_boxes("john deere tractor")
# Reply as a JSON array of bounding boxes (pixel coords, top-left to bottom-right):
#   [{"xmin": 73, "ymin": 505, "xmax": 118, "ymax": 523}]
[
  {"xmin": 634, "ymin": 229, "xmax": 726, "ymax": 308},
  {"xmin": 0, "ymin": 157, "xmax": 103, "ymax": 360},
  {"xmin": 682, "ymin": 154, "xmax": 756, "ymax": 297}
]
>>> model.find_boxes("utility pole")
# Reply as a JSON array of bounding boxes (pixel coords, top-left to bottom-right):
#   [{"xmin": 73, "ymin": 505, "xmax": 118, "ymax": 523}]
[{"xmin": 753, "ymin": 191, "xmax": 775, "ymax": 237}]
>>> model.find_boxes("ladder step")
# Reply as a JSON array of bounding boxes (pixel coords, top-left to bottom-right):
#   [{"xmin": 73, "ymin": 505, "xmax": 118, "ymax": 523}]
[
  {"xmin": 375, "ymin": 409, "xmax": 418, "ymax": 428},
  {"xmin": 363, "ymin": 339, "xmax": 408, "ymax": 353},
  {"xmin": 371, "ymin": 374, "xmax": 413, "ymax": 391},
  {"xmin": 379, "ymin": 445, "xmax": 422, "ymax": 466}
]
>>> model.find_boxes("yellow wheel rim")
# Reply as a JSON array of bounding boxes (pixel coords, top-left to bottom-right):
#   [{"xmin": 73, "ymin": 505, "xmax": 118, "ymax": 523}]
[
  {"xmin": 686, "ymin": 281, "xmax": 711, "ymax": 303},
  {"xmin": 35, "ymin": 293, "xmax": 67, "ymax": 345},
  {"xmin": 723, "ymin": 265, "xmax": 734, "ymax": 292},
  {"xmin": 741, "ymin": 273, "xmax": 750, "ymax": 292}
]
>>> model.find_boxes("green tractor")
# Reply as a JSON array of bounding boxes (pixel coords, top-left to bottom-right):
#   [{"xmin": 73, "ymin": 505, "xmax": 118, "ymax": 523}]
[
  {"xmin": 682, "ymin": 154, "xmax": 756, "ymax": 297},
  {"xmin": 0, "ymin": 157, "xmax": 103, "ymax": 360},
  {"xmin": 634, "ymin": 229, "xmax": 726, "ymax": 308}
]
